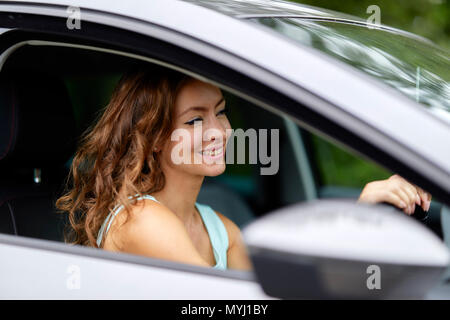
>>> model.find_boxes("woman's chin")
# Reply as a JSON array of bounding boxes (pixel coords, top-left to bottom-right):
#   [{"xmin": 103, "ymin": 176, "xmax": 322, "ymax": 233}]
[{"xmin": 202, "ymin": 163, "xmax": 227, "ymax": 177}]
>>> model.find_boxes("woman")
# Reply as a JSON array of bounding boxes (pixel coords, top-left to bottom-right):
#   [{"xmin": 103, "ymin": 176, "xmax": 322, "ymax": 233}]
[{"xmin": 56, "ymin": 65, "xmax": 432, "ymax": 271}]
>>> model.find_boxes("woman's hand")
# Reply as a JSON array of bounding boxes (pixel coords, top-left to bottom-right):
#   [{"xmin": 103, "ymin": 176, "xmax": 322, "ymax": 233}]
[{"xmin": 357, "ymin": 174, "xmax": 432, "ymax": 215}]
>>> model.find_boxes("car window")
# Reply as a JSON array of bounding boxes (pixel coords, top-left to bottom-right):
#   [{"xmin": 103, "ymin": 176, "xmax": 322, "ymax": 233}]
[
  {"xmin": 0, "ymin": 40, "xmax": 443, "ymax": 270},
  {"xmin": 64, "ymin": 73, "xmax": 122, "ymax": 135},
  {"xmin": 301, "ymin": 128, "xmax": 391, "ymax": 197},
  {"xmin": 202, "ymin": 91, "xmax": 307, "ymax": 225},
  {"xmin": 60, "ymin": 63, "xmax": 304, "ymax": 226},
  {"xmin": 249, "ymin": 18, "xmax": 450, "ymax": 124},
  {"xmin": 296, "ymin": 125, "xmax": 443, "ymax": 238}
]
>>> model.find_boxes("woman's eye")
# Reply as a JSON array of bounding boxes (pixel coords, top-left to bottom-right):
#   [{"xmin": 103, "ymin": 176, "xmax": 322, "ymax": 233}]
[
  {"xmin": 184, "ymin": 107, "xmax": 227, "ymax": 125},
  {"xmin": 185, "ymin": 117, "xmax": 202, "ymax": 125},
  {"xmin": 217, "ymin": 107, "xmax": 228, "ymax": 116}
]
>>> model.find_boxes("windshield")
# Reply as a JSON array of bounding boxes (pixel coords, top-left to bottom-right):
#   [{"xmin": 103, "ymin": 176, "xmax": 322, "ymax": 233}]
[{"xmin": 250, "ymin": 18, "xmax": 450, "ymax": 123}]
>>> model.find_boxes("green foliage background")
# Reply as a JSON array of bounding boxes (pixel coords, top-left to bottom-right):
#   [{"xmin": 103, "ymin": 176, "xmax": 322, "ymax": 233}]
[{"xmin": 289, "ymin": 0, "xmax": 450, "ymax": 50}]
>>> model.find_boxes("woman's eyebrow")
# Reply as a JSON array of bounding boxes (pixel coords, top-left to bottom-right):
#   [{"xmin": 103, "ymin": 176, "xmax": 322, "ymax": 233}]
[{"xmin": 179, "ymin": 97, "xmax": 225, "ymax": 117}]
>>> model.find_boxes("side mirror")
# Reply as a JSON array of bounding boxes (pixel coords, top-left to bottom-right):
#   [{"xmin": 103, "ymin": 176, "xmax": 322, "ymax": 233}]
[{"xmin": 242, "ymin": 199, "xmax": 450, "ymax": 299}]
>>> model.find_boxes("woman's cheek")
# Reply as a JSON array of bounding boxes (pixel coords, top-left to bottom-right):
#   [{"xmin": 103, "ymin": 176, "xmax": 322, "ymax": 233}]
[{"xmin": 192, "ymin": 129, "xmax": 203, "ymax": 163}]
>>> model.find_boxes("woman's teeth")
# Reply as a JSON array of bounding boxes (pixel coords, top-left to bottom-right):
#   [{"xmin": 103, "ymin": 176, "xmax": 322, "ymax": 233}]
[{"xmin": 201, "ymin": 148, "xmax": 223, "ymax": 156}]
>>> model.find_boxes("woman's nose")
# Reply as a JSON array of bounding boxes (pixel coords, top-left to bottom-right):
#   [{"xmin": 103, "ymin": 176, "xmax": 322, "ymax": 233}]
[{"xmin": 203, "ymin": 116, "xmax": 227, "ymax": 143}]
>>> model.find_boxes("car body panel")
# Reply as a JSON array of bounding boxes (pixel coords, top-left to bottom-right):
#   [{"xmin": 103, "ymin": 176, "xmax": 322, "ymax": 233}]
[{"xmin": 0, "ymin": 234, "xmax": 270, "ymax": 299}]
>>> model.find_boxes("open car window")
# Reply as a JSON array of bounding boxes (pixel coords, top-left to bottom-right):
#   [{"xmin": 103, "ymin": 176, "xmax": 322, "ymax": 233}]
[{"xmin": 0, "ymin": 36, "xmax": 445, "ymax": 273}]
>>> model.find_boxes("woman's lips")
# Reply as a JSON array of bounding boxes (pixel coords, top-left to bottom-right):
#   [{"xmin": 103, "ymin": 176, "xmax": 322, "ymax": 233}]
[{"xmin": 198, "ymin": 146, "xmax": 224, "ymax": 161}]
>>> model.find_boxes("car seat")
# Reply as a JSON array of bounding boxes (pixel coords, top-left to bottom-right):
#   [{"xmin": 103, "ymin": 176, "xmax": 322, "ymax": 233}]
[{"xmin": 0, "ymin": 69, "xmax": 77, "ymax": 241}]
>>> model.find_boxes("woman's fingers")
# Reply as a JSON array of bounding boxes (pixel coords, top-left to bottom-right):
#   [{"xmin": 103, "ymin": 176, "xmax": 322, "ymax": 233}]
[
  {"xmin": 358, "ymin": 174, "xmax": 433, "ymax": 216},
  {"xmin": 389, "ymin": 174, "xmax": 432, "ymax": 213},
  {"xmin": 381, "ymin": 191, "xmax": 408, "ymax": 212},
  {"xmin": 401, "ymin": 178, "xmax": 419, "ymax": 202},
  {"xmin": 388, "ymin": 175, "xmax": 418, "ymax": 214},
  {"xmin": 401, "ymin": 182, "xmax": 419, "ymax": 214},
  {"xmin": 413, "ymin": 185, "xmax": 432, "ymax": 211},
  {"xmin": 393, "ymin": 188, "xmax": 415, "ymax": 215}
]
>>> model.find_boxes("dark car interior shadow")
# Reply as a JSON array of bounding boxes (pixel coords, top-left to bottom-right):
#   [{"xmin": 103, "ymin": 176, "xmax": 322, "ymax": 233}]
[{"xmin": 0, "ymin": 44, "xmax": 304, "ymax": 242}]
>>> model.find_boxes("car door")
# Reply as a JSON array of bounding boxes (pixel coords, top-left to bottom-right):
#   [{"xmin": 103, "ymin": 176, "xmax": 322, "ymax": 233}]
[{"xmin": 0, "ymin": 3, "xmax": 273, "ymax": 299}]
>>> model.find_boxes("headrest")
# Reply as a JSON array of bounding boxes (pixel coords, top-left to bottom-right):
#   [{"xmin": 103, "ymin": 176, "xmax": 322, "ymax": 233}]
[{"xmin": 0, "ymin": 69, "xmax": 77, "ymax": 169}]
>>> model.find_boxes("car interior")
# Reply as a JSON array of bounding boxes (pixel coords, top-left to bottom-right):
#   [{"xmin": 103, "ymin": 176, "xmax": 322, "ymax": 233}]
[
  {"xmin": 0, "ymin": 44, "xmax": 313, "ymax": 243},
  {"xmin": 0, "ymin": 42, "xmax": 445, "ymax": 249}
]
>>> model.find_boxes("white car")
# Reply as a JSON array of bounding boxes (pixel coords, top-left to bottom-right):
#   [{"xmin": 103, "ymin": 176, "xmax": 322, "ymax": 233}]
[{"xmin": 0, "ymin": 0, "xmax": 449, "ymax": 299}]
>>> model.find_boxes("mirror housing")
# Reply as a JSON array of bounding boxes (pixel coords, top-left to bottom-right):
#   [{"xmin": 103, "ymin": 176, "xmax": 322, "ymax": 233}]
[{"xmin": 242, "ymin": 200, "xmax": 450, "ymax": 299}]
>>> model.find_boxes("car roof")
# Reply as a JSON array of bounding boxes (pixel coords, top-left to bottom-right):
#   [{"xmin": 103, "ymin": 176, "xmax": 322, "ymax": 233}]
[{"xmin": 7, "ymin": 0, "xmax": 430, "ymax": 42}]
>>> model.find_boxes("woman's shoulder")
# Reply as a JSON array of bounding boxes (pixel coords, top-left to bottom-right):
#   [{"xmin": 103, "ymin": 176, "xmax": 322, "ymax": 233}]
[
  {"xmin": 107, "ymin": 198, "xmax": 212, "ymax": 267},
  {"xmin": 107, "ymin": 197, "xmax": 183, "ymax": 248},
  {"xmin": 124, "ymin": 197, "xmax": 183, "ymax": 232}
]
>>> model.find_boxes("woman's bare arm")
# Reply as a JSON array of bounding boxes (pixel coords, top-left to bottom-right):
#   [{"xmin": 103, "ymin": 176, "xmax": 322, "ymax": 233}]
[
  {"xmin": 113, "ymin": 200, "xmax": 212, "ymax": 268},
  {"xmin": 216, "ymin": 212, "xmax": 253, "ymax": 271}
]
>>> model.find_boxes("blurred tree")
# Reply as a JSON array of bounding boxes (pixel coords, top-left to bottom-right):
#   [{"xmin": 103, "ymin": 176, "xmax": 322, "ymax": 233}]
[{"xmin": 289, "ymin": 0, "xmax": 450, "ymax": 50}]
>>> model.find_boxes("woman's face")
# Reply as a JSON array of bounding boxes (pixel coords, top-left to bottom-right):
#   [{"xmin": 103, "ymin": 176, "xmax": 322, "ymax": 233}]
[{"xmin": 159, "ymin": 78, "xmax": 232, "ymax": 177}]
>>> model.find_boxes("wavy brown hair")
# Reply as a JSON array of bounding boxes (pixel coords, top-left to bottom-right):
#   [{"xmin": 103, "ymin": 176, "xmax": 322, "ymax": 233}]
[{"xmin": 56, "ymin": 64, "xmax": 192, "ymax": 248}]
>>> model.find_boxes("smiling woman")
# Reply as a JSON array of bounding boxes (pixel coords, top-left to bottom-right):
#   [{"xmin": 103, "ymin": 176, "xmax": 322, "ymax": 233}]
[
  {"xmin": 55, "ymin": 62, "xmax": 432, "ymax": 272},
  {"xmin": 55, "ymin": 64, "xmax": 252, "ymax": 271}
]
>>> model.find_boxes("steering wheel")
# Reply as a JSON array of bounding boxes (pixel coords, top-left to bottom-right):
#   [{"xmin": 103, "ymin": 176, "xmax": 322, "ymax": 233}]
[{"xmin": 381, "ymin": 201, "xmax": 429, "ymax": 222}]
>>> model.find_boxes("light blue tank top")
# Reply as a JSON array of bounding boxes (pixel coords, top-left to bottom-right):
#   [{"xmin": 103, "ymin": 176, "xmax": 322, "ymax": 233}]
[{"xmin": 96, "ymin": 194, "xmax": 228, "ymax": 270}]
